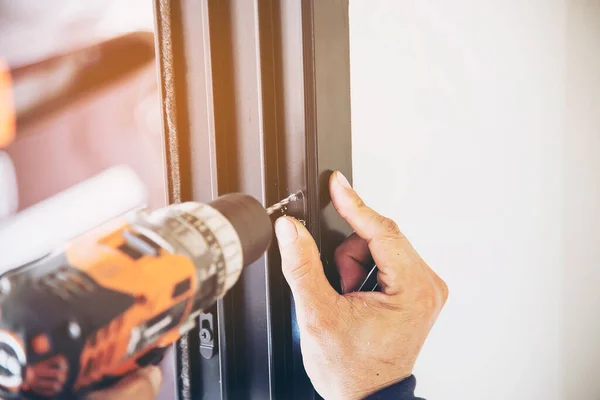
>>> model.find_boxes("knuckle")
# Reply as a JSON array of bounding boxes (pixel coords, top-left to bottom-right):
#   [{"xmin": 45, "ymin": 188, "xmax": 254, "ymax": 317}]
[
  {"xmin": 413, "ymin": 282, "xmax": 438, "ymax": 315},
  {"xmin": 352, "ymin": 194, "xmax": 367, "ymax": 210},
  {"xmin": 436, "ymin": 275, "xmax": 449, "ymax": 303},
  {"xmin": 377, "ymin": 215, "xmax": 401, "ymax": 236},
  {"xmin": 424, "ymin": 263, "xmax": 449, "ymax": 304},
  {"xmin": 286, "ymin": 258, "xmax": 313, "ymax": 282},
  {"xmin": 412, "ymin": 273, "xmax": 450, "ymax": 315},
  {"xmin": 281, "ymin": 239, "xmax": 316, "ymax": 279}
]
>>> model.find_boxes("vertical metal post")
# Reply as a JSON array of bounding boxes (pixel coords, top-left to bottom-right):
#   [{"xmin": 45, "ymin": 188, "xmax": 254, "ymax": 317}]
[
  {"xmin": 153, "ymin": 1, "xmax": 221, "ymax": 399},
  {"xmin": 153, "ymin": 0, "xmax": 352, "ymax": 398}
]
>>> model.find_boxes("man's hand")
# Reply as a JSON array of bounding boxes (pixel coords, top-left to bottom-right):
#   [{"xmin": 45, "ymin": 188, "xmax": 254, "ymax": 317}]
[
  {"xmin": 275, "ymin": 172, "xmax": 448, "ymax": 400},
  {"xmin": 83, "ymin": 366, "xmax": 162, "ymax": 400}
]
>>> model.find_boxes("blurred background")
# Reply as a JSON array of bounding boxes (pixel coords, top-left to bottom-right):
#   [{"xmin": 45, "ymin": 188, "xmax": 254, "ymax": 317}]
[
  {"xmin": 0, "ymin": 0, "xmax": 166, "ymax": 213},
  {"xmin": 0, "ymin": 1, "xmax": 173, "ymax": 398},
  {"xmin": 350, "ymin": 1, "xmax": 600, "ymax": 399}
]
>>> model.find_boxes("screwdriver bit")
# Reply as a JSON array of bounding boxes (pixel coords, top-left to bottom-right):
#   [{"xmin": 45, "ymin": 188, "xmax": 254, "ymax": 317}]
[{"xmin": 266, "ymin": 191, "xmax": 303, "ymax": 215}]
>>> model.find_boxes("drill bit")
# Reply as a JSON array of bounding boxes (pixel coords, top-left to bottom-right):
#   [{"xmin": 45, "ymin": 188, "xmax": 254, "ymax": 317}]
[{"xmin": 266, "ymin": 191, "xmax": 303, "ymax": 215}]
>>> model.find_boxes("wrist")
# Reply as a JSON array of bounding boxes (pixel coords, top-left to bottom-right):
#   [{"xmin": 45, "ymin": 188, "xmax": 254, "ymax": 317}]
[
  {"xmin": 361, "ymin": 375, "xmax": 418, "ymax": 400},
  {"xmin": 343, "ymin": 375, "xmax": 411, "ymax": 400}
]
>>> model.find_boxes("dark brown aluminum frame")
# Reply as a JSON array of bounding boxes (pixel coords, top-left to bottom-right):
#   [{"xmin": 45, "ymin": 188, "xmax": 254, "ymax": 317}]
[{"xmin": 153, "ymin": 1, "xmax": 352, "ymax": 398}]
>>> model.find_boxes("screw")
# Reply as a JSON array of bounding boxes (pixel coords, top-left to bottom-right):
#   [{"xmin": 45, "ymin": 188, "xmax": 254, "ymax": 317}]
[
  {"xmin": 199, "ymin": 328, "xmax": 212, "ymax": 342},
  {"xmin": 68, "ymin": 321, "xmax": 81, "ymax": 339}
]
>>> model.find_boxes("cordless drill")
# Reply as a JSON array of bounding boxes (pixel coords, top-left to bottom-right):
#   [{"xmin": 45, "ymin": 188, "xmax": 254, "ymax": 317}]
[{"xmin": 0, "ymin": 193, "xmax": 285, "ymax": 399}]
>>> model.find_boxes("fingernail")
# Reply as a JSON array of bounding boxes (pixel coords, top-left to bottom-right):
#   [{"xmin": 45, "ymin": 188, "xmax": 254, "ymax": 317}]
[
  {"xmin": 335, "ymin": 171, "xmax": 351, "ymax": 189},
  {"xmin": 147, "ymin": 366, "xmax": 162, "ymax": 393},
  {"xmin": 275, "ymin": 217, "xmax": 298, "ymax": 246}
]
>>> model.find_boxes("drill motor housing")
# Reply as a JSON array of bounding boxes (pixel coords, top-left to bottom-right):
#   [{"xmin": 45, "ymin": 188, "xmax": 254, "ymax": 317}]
[{"xmin": 0, "ymin": 194, "xmax": 272, "ymax": 399}]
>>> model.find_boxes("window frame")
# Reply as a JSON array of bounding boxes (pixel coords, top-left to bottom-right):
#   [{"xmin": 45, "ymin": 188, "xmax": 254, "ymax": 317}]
[{"xmin": 153, "ymin": 1, "xmax": 353, "ymax": 398}]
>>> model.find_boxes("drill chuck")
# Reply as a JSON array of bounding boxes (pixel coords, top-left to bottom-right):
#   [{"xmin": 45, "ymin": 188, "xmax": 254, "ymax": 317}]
[
  {"xmin": 209, "ymin": 193, "xmax": 273, "ymax": 267},
  {"xmin": 133, "ymin": 193, "xmax": 273, "ymax": 303}
]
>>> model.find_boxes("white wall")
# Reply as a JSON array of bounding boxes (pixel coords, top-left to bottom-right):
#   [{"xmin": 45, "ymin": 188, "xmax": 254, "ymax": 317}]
[
  {"xmin": 350, "ymin": 1, "xmax": 600, "ymax": 399},
  {"xmin": 563, "ymin": 2, "xmax": 600, "ymax": 399}
]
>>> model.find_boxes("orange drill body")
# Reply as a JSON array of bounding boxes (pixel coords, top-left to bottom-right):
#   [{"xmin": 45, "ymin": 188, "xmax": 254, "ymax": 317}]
[
  {"xmin": 67, "ymin": 224, "xmax": 197, "ymax": 392},
  {"xmin": 0, "ymin": 194, "xmax": 274, "ymax": 399},
  {"xmin": 0, "ymin": 58, "xmax": 15, "ymax": 149}
]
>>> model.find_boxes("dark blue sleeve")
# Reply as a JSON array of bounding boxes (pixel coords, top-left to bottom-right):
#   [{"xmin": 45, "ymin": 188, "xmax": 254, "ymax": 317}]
[{"xmin": 364, "ymin": 375, "xmax": 425, "ymax": 400}]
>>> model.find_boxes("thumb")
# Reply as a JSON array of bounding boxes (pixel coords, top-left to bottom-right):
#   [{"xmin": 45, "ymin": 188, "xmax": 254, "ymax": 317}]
[
  {"xmin": 84, "ymin": 366, "xmax": 162, "ymax": 400},
  {"xmin": 275, "ymin": 217, "xmax": 338, "ymax": 317}
]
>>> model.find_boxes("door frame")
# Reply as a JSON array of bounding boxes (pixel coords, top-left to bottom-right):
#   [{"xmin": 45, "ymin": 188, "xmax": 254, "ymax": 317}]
[{"xmin": 153, "ymin": 1, "xmax": 352, "ymax": 398}]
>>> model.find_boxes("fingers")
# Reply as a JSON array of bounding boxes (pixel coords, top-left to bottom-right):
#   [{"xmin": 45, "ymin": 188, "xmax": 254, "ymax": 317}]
[
  {"xmin": 330, "ymin": 172, "xmax": 402, "ymax": 244},
  {"xmin": 84, "ymin": 366, "xmax": 162, "ymax": 400},
  {"xmin": 329, "ymin": 172, "xmax": 420, "ymax": 295},
  {"xmin": 275, "ymin": 216, "xmax": 338, "ymax": 320},
  {"xmin": 334, "ymin": 233, "xmax": 372, "ymax": 293}
]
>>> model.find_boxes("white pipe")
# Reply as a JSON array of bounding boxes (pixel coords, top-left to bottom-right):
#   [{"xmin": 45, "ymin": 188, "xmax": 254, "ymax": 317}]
[
  {"xmin": 0, "ymin": 152, "xmax": 18, "ymax": 219},
  {"xmin": 0, "ymin": 165, "xmax": 148, "ymax": 273}
]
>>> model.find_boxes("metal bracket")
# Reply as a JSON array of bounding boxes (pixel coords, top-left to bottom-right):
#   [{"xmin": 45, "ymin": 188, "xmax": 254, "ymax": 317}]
[{"xmin": 199, "ymin": 312, "xmax": 215, "ymax": 359}]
